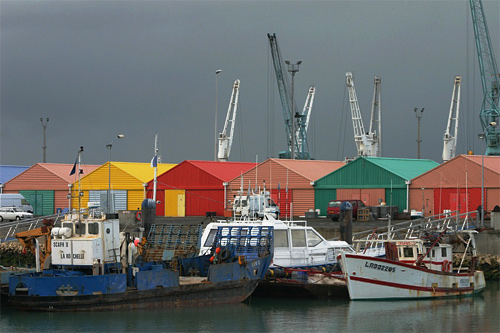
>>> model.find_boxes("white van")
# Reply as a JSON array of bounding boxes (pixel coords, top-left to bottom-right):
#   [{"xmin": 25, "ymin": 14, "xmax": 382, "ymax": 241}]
[{"xmin": 0, "ymin": 193, "xmax": 34, "ymax": 213}]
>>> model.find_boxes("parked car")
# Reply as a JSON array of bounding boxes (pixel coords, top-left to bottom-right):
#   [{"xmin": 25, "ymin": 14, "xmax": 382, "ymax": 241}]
[
  {"xmin": 326, "ymin": 199, "xmax": 366, "ymax": 221},
  {"xmin": 0, "ymin": 207, "xmax": 33, "ymax": 222}
]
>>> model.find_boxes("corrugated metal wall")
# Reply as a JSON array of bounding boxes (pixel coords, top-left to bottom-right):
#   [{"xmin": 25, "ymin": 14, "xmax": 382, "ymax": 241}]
[
  {"xmin": 227, "ymin": 160, "xmax": 318, "ymax": 217},
  {"xmin": 291, "ymin": 189, "xmax": 315, "ymax": 217},
  {"xmin": 154, "ymin": 162, "xmax": 227, "ymax": 216},
  {"xmin": 314, "ymin": 189, "xmax": 336, "ymax": 217},
  {"xmin": 431, "ymin": 188, "xmax": 483, "ymax": 216},
  {"xmin": 20, "ymin": 190, "xmax": 54, "ymax": 216},
  {"xmin": 409, "ymin": 188, "xmax": 434, "ymax": 216},
  {"xmin": 385, "ymin": 188, "xmax": 407, "ymax": 212},
  {"xmin": 88, "ymin": 190, "xmax": 127, "ymax": 211},
  {"xmin": 337, "ymin": 188, "xmax": 385, "ymax": 207},
  {"xmin": 127, "ymin": 190, "xmax": 144, "ymax": 211},
  {"xmin": 320, "ymin": 158, "xmax": 406, "ymax": 188},
  {"xmin": 185, "ymin": 189, "xmax": 222, "ymax": 216}
]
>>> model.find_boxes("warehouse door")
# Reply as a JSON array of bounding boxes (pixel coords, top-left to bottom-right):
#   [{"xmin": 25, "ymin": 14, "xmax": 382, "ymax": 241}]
[
  {"xmin": 165, "ymin": 190, "xmax": 185, "ymax": 217},
  {"xmin": 449, "ymin": 192, "xmax": 468, "ymax": 215},
  {"xmin": 177, "ymin": 194, "xmax": 185, "ymax": 217}
]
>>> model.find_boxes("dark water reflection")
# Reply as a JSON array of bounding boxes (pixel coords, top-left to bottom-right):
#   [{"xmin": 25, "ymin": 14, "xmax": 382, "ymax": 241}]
[{"xmin": 1, "ymin": 281, "xmax": 498, "ymax": 332}]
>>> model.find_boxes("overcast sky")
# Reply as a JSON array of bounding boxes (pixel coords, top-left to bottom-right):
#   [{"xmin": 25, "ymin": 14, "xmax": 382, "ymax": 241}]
[{"xmin": 1, "ymin": 0, "xmax": 499, "ymax": 167}]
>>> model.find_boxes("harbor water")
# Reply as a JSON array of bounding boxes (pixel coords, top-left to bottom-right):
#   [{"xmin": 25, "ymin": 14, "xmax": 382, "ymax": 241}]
[{"xmin": 1, "ymin": 281, "xmax": 498, "ymax": 332}]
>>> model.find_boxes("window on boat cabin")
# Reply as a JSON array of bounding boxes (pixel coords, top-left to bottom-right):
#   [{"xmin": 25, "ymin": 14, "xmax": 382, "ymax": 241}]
[
  {"xmin": 401, "ymin": 247, "xmax": 415, "ymax": 259},
  {"xmin": 274, "ymin": 230, "xmax": 289, "ymax": 247},
  {"xmin": 291, "ymin": 230, "xmax": 307, "ymax": 247},
  {"xmin": 74, "ymin": 222, "xmax": 84, "ymax": 235},
  {"xmin": 87, "ymin": 222, "xmax": 99, "ymax": 235},
  {"xmin": 306, "ymin": 230, "xmax": 323, "ymax": 247},
  {"xmin": 204, "ymin": 229, "xmax": 217, "ymax": 247},
  {"xmin": 441, "ymin": 247, "xmax": 447, "ymax": 258},
  {"xmin": 62, "ymin": 222, "xmax": 73, "ymax": 230}
]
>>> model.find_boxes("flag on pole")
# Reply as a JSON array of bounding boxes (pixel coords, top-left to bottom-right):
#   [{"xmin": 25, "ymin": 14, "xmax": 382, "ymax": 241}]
[
  {"xmin": 150, "ymin": 155, "xmax": 158, "ymax": 168},
  {"xmin": 69, "ymin": 158, "xmax": 78, "ymax": 176}
]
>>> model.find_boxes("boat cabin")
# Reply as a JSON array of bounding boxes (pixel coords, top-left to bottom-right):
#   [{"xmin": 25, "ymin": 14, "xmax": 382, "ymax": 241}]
[
  {"xmin": 51, "ymin": 213, "xmax": 120, "ymax": 268},
  {"xmin": 200, "ymin": 214, "xmax": 355, "ymax": 269}
]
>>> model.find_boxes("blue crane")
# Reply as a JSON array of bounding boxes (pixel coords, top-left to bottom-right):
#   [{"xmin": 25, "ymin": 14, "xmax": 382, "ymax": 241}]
[
  {"xmin": 470, "ymin": 0, "xmax": 500, "ymax": 155},
  {"xmin": 267, "ymin": 33, "xmax": 313, "ymax": 160}
]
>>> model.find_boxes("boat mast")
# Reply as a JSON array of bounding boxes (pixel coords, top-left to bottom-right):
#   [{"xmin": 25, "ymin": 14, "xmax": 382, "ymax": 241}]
[
  {"xmin": 77, "ymin": 146, "xmax": 83, "ymax": 224},
  {"xmin": 153, "ymin": 134, "xmax": 159, "ymax": 203}
]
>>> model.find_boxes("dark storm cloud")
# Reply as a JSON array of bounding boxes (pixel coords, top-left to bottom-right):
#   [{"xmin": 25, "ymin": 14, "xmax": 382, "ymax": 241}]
[{"xmin": 1, "ymin": 0, "xmax": 499, "ymax": 166}]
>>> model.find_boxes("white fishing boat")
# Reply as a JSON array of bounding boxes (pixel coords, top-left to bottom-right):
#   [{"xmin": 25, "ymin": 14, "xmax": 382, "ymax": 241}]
[
  {"xmin": 200, "ymin": 213, "xmax": 354, "ymax": 298},
  {"xmin": 338, "ymin": 230, "xmax": 486, "ymax": 300},
  {"xmin": 200, "ymin": 213, "xmax": 355, "ymax": 271}
]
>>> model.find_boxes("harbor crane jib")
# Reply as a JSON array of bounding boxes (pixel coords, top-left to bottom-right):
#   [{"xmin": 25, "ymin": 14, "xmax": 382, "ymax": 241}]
[
  {"xmin": 469, "ymin": 0, "xmax": 500, "ymax": 155},
  {"xmin": 442, "ymin": 76, "xmax": 462, "ymax": 162},
  {"xmin": 267, "ymin": 33, "xmax": 313, "ymax": 160},
  {"xmin": 217, "ymin": 79, "xmax": 240, "ymax": 162},
  {"xmin": 345, "ymin": 72, "xmax": 382, "ymax": 157}
]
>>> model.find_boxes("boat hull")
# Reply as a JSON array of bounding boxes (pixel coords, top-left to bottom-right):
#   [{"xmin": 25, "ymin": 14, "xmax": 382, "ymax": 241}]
[
  {"xmin": 339, "ymin": 252, "xmax": 486, "ymax": 300},
  {"xmin": 8, "ymin": 255, "xmax": 272, "ymax": 311},
  {"xmin": 9, "ymin": 278, "xmax": 259, "ymax": 311}
]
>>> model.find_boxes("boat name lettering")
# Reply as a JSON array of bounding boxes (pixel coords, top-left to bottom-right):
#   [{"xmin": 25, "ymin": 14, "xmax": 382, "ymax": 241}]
[
  {"xmin": 53, "ymin": 241, "xmax": 69, "ymax": 248},
  {"xmin": 365, "ymin": 262, "xmax": 395, "ymax": 272},
  {"xmin": 59, "ymin": 253, "xmax": 85, "ymax": 259},
  {"xmin": 395, "ymin": 241, "xmax": 416, "ymax": 246}
]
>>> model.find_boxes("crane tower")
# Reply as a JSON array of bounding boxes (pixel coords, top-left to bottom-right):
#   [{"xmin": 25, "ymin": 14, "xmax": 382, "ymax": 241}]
[
  {"xmin": 469, "ymin": 0, "xmax": 500, "ymax": 155},
  {"xmin": 346, "ymin": 72, "xmax": 382, "ymax": 157},
  {"xmin": 442, "ymin": 76, "xmax": 462, "ymax": 162},
  {"xmin": 217, "ymin": 79, "xmax": 240, "ymax": 162},
  {"xmin": 267, "ymin": 33, "xmax": 313, "ymax": 159}
]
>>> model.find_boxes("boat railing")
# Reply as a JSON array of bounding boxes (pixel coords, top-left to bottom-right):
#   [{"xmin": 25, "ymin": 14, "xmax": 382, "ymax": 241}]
[{"xmin": 329, "ymin": 210, "xmax": 481, "ymax": 244}]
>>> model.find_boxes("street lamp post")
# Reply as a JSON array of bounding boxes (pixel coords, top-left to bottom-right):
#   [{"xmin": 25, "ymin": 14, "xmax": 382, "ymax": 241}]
[
  {"xmin": 215, "ymin": 69, "xmax": 222, "ymax": 161},
  {"xmin": 478, "ymin": 133, "xmax": 486, "ymax": 228},
  {"xmin": 40, "ymin": 118, "xmax": 49, "ymax": 163},
  {"xmin": 106, "ymin": 134, "xmax": 125, "ymax": 214},
  {"xmin": 414, "ymin": 108, "xmax": 424, "ymax": 159},
  {"xmin": 285, "ymin": 61, "xmax": 301, "ymax": 159}
]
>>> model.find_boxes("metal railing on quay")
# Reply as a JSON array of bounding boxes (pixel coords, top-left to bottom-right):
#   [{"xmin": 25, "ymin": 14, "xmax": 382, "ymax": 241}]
[{"xmin": 0, "ymin": 213, "xmax": 64, "ymax": 243}]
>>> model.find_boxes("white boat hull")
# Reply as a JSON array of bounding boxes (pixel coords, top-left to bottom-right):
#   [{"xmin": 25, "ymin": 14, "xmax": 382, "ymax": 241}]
[{"xmin": 339, "ymin": 252, "xmax": 486, "ymax": 300}]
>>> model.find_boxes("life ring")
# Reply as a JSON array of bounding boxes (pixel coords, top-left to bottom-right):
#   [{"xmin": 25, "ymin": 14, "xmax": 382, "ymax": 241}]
[
  {"xmin": 442, "ymin": 260, "xmax": 452, "ymax": 272},
  {"xmin": 135, "ymin": 212, "xmax": 142, "ymax": 221},
  {"xmin": 219, "ymin": 248, "xmax": 231, "ymax": 262}
]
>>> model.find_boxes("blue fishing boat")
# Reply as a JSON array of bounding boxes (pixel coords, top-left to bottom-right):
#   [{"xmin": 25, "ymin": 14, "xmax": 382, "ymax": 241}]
[{"xmin": 8, "ymin": 211, "xmax": 273, "ymax": 311}]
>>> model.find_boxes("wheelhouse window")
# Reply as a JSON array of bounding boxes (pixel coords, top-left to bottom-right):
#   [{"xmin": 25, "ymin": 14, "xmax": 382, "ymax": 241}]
[
  {"xmin": 203, "ymin": 229, "xmax": 217, "ymax": 247},
  {"xmin": 87, "ymin": 222, "xmax": 99, "ymax": 235},
  {"xmin": 401, "ymin": 247, "xmax": 415, "ymax": 259},
  {"xmin": 62, "ymin": 222, "xmax": 73, "ymax": 230},
  {"xmin": 274, "ymin": 230, "xmax": 289, "ymax": 247},
  {"xmin": 441, "ymin": 247, "xmax": 447, "ymax": 258},
  {"xmin": 306, "ymin": 230, "xmax": 323, "ymax": 247},
  {"xmin": 291, "ymin": 230, "xmax": 306, "ymax": 247}
]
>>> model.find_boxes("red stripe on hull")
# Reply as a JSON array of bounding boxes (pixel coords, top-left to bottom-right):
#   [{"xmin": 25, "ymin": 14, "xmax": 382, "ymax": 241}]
[{"xmin": 349, "ymin": 275, "xmax": 474, "ymax": 294}]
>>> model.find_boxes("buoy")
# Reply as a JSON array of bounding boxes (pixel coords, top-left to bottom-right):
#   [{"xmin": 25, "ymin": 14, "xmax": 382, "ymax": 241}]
[
  {"xmin": 442, "ymin": 260, "xmax": 451, "ymax": 272},
  {"xmin": 210, "ymin": 256, "xmax": 215, "ymax": 263},
  {"xmin": 134, "ymin": 238, "xmax": 140, "ymax": 247},
  {"xmin": 215, "ymin": 247, "xmax": 221, "ymax": 254},
  {"xmin": 135, "ymin": 212, "xmax": 142, "ymax": 221}
]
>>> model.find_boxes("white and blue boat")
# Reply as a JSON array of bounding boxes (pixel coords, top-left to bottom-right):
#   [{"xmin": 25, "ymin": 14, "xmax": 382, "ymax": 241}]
[{"xmin": 8, "ymin": 211, "xmax": 273, "ymax": 311}]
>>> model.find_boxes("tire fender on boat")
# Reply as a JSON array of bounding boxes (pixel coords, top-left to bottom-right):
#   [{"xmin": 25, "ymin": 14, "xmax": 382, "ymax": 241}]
[{"xmin": 220, "ymin": 248, "xmax": 231, "ymax": 262}]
